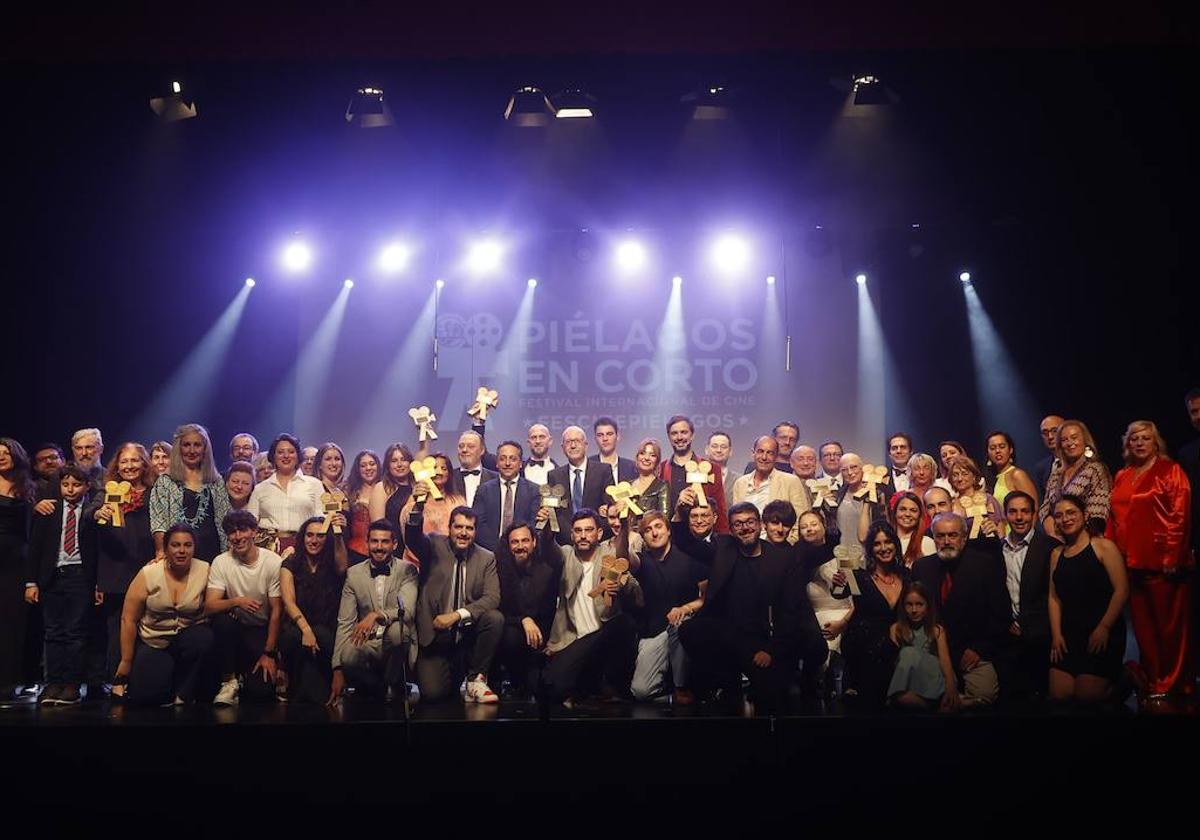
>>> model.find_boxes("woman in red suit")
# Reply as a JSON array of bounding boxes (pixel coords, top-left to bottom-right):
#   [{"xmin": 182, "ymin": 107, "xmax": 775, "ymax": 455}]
[{"xmin": 1106, "ymin": 420, "xmax": 1193, "ymax": 713}]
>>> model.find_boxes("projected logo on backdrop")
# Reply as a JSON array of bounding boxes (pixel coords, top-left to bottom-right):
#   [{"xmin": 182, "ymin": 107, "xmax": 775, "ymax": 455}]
[{"xmin": 436, "ymin": 311, "xmax": 759, "ymax": 436}]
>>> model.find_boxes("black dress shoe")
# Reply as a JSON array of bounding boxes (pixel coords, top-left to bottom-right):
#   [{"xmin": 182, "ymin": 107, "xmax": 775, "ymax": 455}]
[
  {"xmin": 38, "ymin": 684, "xmax": 63, "ymax": 705},
  {"xmin": 57, "ymin": 685, "xmax": 82, "ymax": 705}
]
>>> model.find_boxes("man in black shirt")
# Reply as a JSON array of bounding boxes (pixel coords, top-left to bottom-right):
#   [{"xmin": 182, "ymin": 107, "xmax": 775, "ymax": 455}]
[
  {"xmin": 676, "ymin": 502, "xmax": 808, "ymax": 714},
  {"xmin": 493, "ymin": 522, "xmax": 561, "ymax": 698},
  {"xmin": 628, "ymin": 512, "xmax": 706, "ymax": 704}
]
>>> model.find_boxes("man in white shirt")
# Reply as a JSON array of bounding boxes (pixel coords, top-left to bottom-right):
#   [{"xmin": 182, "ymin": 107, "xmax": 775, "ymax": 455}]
[
  {"xmin": 457, "ymin": 431, "xmax": 498, "ymax": 507},
  {"xmin": 997, "ymin": 491, "xmax": 1052, "ymax": 703},
  {"xmin": 522, "ymin": 423, "xmax": 557, "ymax": 485},
  {"xmin": 731, "ymin": 436, "xmax": 810, "ymax": 542},
  {"xmin": 542, "ymin": 508, "xmax": 641, "ymax": 705},
  {"xmin": 206, "ymin": 510, "xmax": 283, "ymax": 705},
  {"xmin": 887, "ymin": 432, "xmax": 914, "ymax": 492}
]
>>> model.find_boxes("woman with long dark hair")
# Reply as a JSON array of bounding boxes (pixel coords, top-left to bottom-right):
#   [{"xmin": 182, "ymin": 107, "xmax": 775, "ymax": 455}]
[
  {"xmin": 344, "ymin": 449, "xmax": 381, "ymax": 565},
  {"xmin": 0, "ymin": 438, "xmax": 35, "ymax": 694},
  {"xmin": 397, "ymin": 452, "xmax": 467, "ymax": 568},
  {"xmin": 279, "ymin": 515, "xmax": 348, "ymax": 702},
  {"xmin": 369, "ymin": 442, "xmax": 415, "ymax": 528},
  {"xmin": 982, "ymin": 431, "xmax": 1038, "ymax": 509}
]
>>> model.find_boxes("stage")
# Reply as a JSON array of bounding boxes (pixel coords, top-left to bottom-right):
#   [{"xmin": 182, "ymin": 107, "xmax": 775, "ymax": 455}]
[{"xmin": 2, "ymin": 692, "xmax": 1195, "ymax": 831}]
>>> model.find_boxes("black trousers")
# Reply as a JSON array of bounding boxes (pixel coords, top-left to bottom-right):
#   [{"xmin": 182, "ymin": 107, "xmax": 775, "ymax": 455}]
[
  {"xmin": 127, "ymin": 624, "xmax": 218, "ymax": 705},
  {"xmin": 279, "ymin": 622, "xmax": 335, "ymax": 703},
  {"xmin": 42, "ymin": 566, "xmax": 91, "ymax": 685},
  {"xmin": 85, "ymin": 593, "xmax": 123, "ymax": 685},
  {"xmin": 995, "ymin": 629, "xmax": 1049, "ymax": 703},
  {"xmin": 416, "ymin": 609, "xmax": 504, "ymax": 702},
  {"xmin": 210, "ymin": 613, "xmax": 276, "ymax": 702},
  {"xmin": 679, "ymin": 613, "xmax": 794, "ymax": 714},
  {"xmin": 543, "ymin": 613, "xmax": 636, "ymax": 703},
  {"xmin": 491, "ymin": 624, "xmax": 545, "ymax": 694}
]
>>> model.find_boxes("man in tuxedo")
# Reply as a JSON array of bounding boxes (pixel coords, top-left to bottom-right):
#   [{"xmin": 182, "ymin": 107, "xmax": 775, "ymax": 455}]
[
  {"xmin": 730, "ymin": 436, "xmax": 810, "ymax": 542},
  {"xmin": 659, "ymin": 415, "xmax": 728, "ymax": 533},
  {"xmin": 676, "ymin": 502, "xmax": 814, "ymax": 714},
  {"xmin": 995, "ymin": 491, "xmax": 1052, "ymax": 704},
  {"xmin": 405, "ymin": 504, "xmax": 502, "ymax": 703},
  {"xmin": 457, "ymin": 431, "xmax": 498, "ymax": 507},
  {"xmin": 328, "ymin": 519, "xmax": 419, "ymax": 704},
  {"xmin": 589, "ymin": 416, "xmax": 636, "ymax": 486},
  {"xmin": 473, "ymin": 441, "xmax": 541, "ymax": 553},
  {"xmin": 547, "ymin": 426, "xmax": 614, "ymax": 543},
  {"xmin": 887, "ymin": 432, "xmax": 914, "ymax": 492},
  {"xmin": 523, "ymin": 423, "xmax": 557, "ymax": 485},
  {"xmin": 912, "ymin": 512, "xmax": 1011, "ymax": 707}
]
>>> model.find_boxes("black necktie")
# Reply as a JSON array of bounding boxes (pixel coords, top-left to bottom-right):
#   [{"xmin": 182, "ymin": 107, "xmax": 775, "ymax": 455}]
[
  {"xmin": 369, "ymin": 561, "xmax": 391, "ymax": 578},
  {"xmin": 461, "ymin": 469, "xmax": 481, "ymax": 477}
]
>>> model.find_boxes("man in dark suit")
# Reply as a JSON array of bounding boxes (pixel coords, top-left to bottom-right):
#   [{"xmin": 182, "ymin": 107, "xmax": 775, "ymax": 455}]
[
  {"xmin": 405, "ymin": 503, "xmax": 502, "ymax": 703},
  {"xmin": 913, "ymin": 512, "xmax": 1011, "ymax": 707},
  {"xmin": 676, "ymin": 502, "xmax": 817, "ymax": 714},
  {"xmin": 473, "ymin": 440, "xmax": 542, "ymax": 553},
  {"xmin": 456, "ymin": 430, "xmax": 498, "ymax": 507},
  {"xmin": 589, "ymin": 416, "xmax": 637, "ymax": 487},
  {"xmin": 25, "ymin": 465, "xmax": 96, "ymax": 705},
  {"xmin": 1032, "ymin": 415, "xmax": 1064, "ymax": 499},
  {"xmin": 547, "ymin": 425, "xmax": 614, "ymax": 544},
  {"xmin": 995, "ymin": 491, "xmax": 1053, "ymax": 704},
  {"xmin": 492, "ymin": 522, "xmax": 561, "ymax": 697}
]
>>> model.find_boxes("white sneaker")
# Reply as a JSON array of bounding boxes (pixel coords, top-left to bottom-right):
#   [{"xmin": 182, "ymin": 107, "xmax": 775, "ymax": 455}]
[
  {"xmin": 214, "ymin": 678, "xmax": 240, "ymax": 706},
  {"xmin": 464, "ymin": 676, "xmax": 499, "ymax": 704}
]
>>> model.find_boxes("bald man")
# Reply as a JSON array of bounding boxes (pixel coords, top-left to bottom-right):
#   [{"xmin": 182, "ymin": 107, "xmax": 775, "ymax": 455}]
[
  {"xmin": 522, "ymin": 423, "xmax": 557, "ymax": 485},
  {"xmin": 546, "ymin": 426, "xmax": 614, "ymax": 544},
  {"xmin": 833, "ymin": 452, "xmax": 892, "ymax": 548},
  {"xmin": 457, "ymin": 431, "xmax": 499, "ymax": 507},
  {"xmin": 1033, "ymin": 415, "xmax": 1064, "ymax": 498},
  {"xmin": 730, "ymin": 436, "xmax": 810, "ymax": 543}
]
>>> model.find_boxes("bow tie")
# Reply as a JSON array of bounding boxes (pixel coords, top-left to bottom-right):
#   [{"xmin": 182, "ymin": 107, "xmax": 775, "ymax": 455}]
[
  {"xmin": 460, "ymin": 469, "xmax": 481, "ymax": 477},
  {"xmin": 369, "ymin": 562, "xmax": 391, "ymax": 578},
  {"xmin": 528, "ymin": 460, "xmax": 546, "ymax": 467}
]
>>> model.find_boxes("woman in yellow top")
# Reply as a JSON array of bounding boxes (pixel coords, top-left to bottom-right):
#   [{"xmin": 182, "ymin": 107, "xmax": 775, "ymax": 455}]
[{"xmin": 983, "ymin": 431, "xmax": 1039, "ymax": 510}]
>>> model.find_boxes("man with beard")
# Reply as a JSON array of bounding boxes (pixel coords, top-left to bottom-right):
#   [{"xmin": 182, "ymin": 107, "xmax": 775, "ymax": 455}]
[
  {"xmin": 912, "ymin": 512, "xmax": 1010, "ymax": 707},
  {"xmin": 492, "ymin": 522, "xmax": 561, "ymax": 698},
  {"xmin": 406, "ymin": 504, "xmax": 502, "ymax": 703},
  {"xmin": 523, "ymin": 423, "xmax": 557, "ymax": 486},
  {"xmin": 659, "ymin": 415, "xmax": 728, "ymax": 533},
  {"xmin": 542, "ymin": 508, "xmax": 642, "ymax": 705},
  {"xmin": 676, "ymin": 502, "xmax": 809, "ymax": 713},
  {"xmin": 228, "ymin": 433, "xmax": 259, "ymax": 467}
]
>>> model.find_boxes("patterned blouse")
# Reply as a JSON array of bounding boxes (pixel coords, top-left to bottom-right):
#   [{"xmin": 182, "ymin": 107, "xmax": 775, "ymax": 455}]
[
  {"xmin": 149, "ymin": 475, "xmax": 232, "ymax": 552},
  {"xmin": 1038, "ymin": 458, "xmax": 1111, "ymax": 530}
]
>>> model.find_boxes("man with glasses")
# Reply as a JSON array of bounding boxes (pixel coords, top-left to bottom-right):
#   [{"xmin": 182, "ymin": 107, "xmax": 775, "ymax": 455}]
[{"xmin": 1033, "ymin": 415, "xmax": 1064, "ymax": 500}]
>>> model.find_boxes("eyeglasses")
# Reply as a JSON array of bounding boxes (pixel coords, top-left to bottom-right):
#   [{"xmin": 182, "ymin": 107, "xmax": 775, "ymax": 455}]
[{"xmin": 730, "ymin": 519, "xmax": 760, "ymax": 531}]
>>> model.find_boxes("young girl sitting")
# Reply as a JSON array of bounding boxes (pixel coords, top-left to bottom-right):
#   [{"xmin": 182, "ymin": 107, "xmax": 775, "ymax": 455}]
[{"xmin": 887, "ymin": 583, "xmax": 961, "ymax": 712}]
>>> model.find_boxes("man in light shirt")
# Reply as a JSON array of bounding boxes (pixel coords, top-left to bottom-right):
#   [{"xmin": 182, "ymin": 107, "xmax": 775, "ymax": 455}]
[{"xmin": 730, "ymin": 436, "xmax": 810, "ymax": 543}]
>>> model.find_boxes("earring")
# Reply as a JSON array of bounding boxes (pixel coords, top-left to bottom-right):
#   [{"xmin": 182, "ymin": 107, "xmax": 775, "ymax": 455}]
[{"xmin": 1084, "ymin": 446, "xmax": 1094, "ymax": 459}]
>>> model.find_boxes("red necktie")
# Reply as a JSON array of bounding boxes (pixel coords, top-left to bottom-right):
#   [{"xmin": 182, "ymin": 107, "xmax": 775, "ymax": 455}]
[
  {"xmin": 940, "ymin": 568, "xmax": 953, "ymax": 604},
  {"xmin": 64, "ymin": 503, "xmax": 78, "ymax": 555}
]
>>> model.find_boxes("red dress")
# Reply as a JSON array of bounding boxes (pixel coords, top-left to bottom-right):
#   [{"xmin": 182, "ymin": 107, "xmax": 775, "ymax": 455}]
[{"xmin": 1107, "ymin": 458, "xmax": 1193, "ymax": 697}]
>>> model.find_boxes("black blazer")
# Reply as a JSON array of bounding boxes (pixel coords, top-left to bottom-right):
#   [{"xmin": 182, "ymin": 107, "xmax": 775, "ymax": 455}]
[
  {"xmin": 471, "ymin": 476, "xmax": 542, "ymax": 553},
  {"xmin": 496, "ymin": 547, "xmax": 562, "ymax": 639},
  {"xmin": 1012, "ymin": 531, "xmax": 1053, "ymax": 641},
  {"xmin": 546, "ymin": 461, "xmax": 615, "ymax": 543},
  {"xmin": 83, "ymin": 498, "xmax": 155, "ymax": 594},
  {"xmin": 912, "ymin": 546, "xmax": 1010, "ymax": 664},
  {"xmin": 587, "ymin": 454, "xmax": 637, "ymax": 485},
  {"xmin": 27, "ymin": 496, "xmax": 98, "ymax": 591}
]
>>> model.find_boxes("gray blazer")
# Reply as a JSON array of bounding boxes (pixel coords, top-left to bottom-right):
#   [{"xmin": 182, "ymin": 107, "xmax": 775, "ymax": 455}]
[
  {"xmin": 409, "ymin": 531, "xmax": 501, "ymax": 648},
  {"xmin": 332, "ymin": 557, "xmax": 419, "ymax": 669},
  {"xmin": 546, "ymin": 539, "xmax": 643, "ymax": 654}
]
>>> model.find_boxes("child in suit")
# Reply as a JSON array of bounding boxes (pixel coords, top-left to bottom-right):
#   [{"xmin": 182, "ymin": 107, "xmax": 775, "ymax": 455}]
[{"xmin": 25, "ymin": 465, "xmax": 96, "ymax": 705}]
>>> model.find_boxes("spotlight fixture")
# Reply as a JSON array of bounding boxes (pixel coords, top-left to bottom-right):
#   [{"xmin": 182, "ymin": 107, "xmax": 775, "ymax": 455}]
[
  {"xmin": 504, "ymin": 86, "xmax": 554, "ymax": 127},
  {"xmin": 435, "ymin": 279, "xmax": 445, "ymax": 289},
  {"xmin": 766, "ymin": 275, "xmax": 776, "ymax": 285},
  {"xmin": 344, "ymin": 278, "xmax": 355, "ymax": 289},
  {"xmin": 672, "ymin": 275, "xmax": 683, "ymax": 286},
  {"xmin": 615, "ymin": 239, "xmax": 647, "ymax": 273},
  {"xmin": 552, "ymin": 89, "xmax": 596, "ymax": 119},
  {"xmin": 345, "ymin": 86, "xmax": 394, "ymax": 128},
  {"xmin": 959, "ymin": 271, "xmax": 972, "ymax": 284},
  {"xmin": 527, "ymin": 278, "xmax": 538, "ymax": 288},
  {"xmin": 851, "ymin": 74, "xmax": 898, "ymax": 105},
  {"xmin": 711, "ymin": 233, "xmax": 751, "ymax": 274},
  {"xmin": 856, "ymin": 273, "xmax": 867, "ymax": 285},
  {"xmin": 244, "ymin": 277, "xmax": 256, "ymax": 288},
  {"xmin": 465, "ymin": 239, "xmax": 504, "ymax": 275},
  {"xmin": 681, "ymin": 85, "xmax": 734, "ymax": 120},
  {"xmin": 149, "ymin": 80, "xmax": 197, "ymax": 122},
  {"xmin": 281, "ymin": 240, "xmax": 313, "ymax": 273},
  {"xmin": 378, "ymin": 241, "xmax": 412, "ymax": 273}
]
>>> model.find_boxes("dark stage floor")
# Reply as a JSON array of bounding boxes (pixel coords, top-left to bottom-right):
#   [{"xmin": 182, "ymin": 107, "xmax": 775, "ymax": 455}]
[{"xmin": 3, "ymin": 690, "xmax": 1197, "ymax": 834}]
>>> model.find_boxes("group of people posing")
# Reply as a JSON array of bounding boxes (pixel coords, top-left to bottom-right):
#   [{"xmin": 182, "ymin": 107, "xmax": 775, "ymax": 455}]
[{"xmin": 0, "ymin": 391, "xmax": 1196, "ymax": 714}]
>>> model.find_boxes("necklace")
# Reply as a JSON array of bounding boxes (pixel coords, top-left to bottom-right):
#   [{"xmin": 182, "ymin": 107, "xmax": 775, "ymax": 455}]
[{"xmin": 180, "ymin": 483, "xmax": 212, "ymax": 529}]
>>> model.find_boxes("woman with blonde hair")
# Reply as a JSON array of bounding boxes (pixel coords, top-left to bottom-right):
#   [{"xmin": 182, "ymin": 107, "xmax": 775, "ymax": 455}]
[
  {"xmin": 1106, "ymin": 419, "xmax": 1193, "ymax": 712},
  {"xmin": 1039, "ymin": 420, "xmax": 1111, "ymax": 539},
  {"xmin": 149, "ymin": 423, "xmax": 231, "ymax": 563},
  {"xmin": 948, "ymin": 455, "xmax": 1004, "ymax": 538}
]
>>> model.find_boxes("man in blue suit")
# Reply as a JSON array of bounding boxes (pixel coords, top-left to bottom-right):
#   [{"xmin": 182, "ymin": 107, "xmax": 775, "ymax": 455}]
[{"xmin": 472, "ymin": 440, "xmax": 542, "ymax": 553}]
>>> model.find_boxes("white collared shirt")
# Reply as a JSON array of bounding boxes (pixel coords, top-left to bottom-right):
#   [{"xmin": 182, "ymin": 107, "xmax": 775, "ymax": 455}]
[
  {"xmin": 459, "ymin": 465, "xmax": 484, "ymax": 506},
  {"xmin": 598, "ymin": 455, "xmax": 620, "ymax": 486},
  {"xmin": 1002, "ymin": 529, "xmax": 1034, "ymax": 620},
  {"xmin": 891, "ymin": 465, "xmax": 911, "ymax": 492},
  {"xmin": 743, "ymin": 470, "xmax": 773, "ymax": 514},
  {"xmin": 523, "ymin": 457, "xmax": 556, "ymax": 486},
  {"xmin": 246, "ymin": 473, "xmax": 323, "ymax": 532},
  {"xmin": 568, "ymin": 557, "xmax": 601, "ymax": 639}
]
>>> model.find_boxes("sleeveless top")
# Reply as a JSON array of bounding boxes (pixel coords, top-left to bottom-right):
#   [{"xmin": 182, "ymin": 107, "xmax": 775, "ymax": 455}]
[
  {"xmin": 140, "ymin": 559, "xmax": 210, "ymax": 649},
  {"xmin": 993, "ymin": 466, "xmax": 1014, "ymax": 505}
]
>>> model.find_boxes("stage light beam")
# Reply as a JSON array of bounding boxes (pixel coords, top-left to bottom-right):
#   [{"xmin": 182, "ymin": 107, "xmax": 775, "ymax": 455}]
[
  {"xmin": 960, "ymin": 271, "xmax": 972, "ymax": 284},
  {"xmin": 711, "ymin": 234, "xmax": 751, "ymax": 274},
  {"xmin": 856, "ymin": 273, "xmax": 867, "ymax": 285}
]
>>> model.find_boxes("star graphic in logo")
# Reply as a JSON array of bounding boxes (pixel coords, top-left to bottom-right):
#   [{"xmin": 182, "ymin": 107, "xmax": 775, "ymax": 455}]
[{"xmin": 738, "ymin": 416, "xmax": 750, "ymax": 426}]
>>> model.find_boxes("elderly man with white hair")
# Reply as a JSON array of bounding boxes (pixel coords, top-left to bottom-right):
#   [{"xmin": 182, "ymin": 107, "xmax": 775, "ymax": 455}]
[{"xmin": 546, "ymin": 426, "xmax": 614, "ymax": 544}]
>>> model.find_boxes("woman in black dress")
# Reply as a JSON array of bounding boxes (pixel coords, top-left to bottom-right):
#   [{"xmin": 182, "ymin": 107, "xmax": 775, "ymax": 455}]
[
  {"xmin": 0, "ymin": 438, "xmax": 34, "ymax": 695},
  {"xmin": 85, "ymin": 442, "xmax": 158, "ymax": 682},
  {"xmin": 369, "ymin": 443, "xmax": 415, "ymax": 529},
  {"xmin": 833, "ymin": 520, "xmax": 907, "ymax": 710},
  {"xmin": 1049, "ymin": 494, "xmax": 1129, "ymax": 706},
  {"xmin": 279, "ymin": 515, "xmax": 348, "ymax": 702}
]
